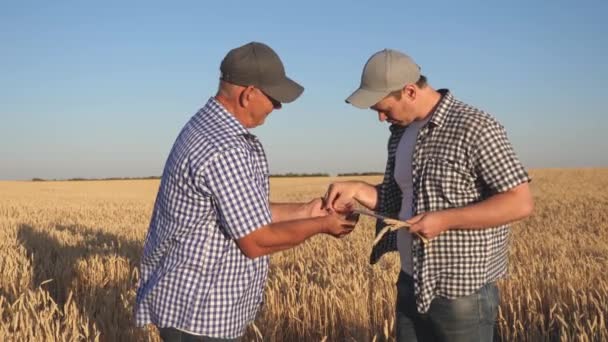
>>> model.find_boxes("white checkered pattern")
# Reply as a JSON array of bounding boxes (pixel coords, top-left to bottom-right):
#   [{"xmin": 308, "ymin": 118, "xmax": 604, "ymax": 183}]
[
  {"xmin": 371, "ymin": 90, "xmax": 531, "ymax": 313},
  {"xmin": 135, "ymin": 98, "xmax": 272, "ymax": 338}
]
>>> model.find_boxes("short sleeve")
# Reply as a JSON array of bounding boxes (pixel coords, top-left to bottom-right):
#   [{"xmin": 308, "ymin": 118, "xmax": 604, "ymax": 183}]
[
  {"xmin": 473, "ymin": 120, "xmax": 531, "ymax": 194},
  {"xmin": 203, "ymin": 148, "xmax": 271, "ymax": 239}
]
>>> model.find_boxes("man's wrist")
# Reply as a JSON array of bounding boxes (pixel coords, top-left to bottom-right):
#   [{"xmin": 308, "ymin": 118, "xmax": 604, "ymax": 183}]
[
  {"xmin": 311, "ymin": 215, "xmax": 328, "ymax": 234},
  {"xmin": 299, "ymin": 202, "xmax": 311, "ymax": 218},
  {"xmin": 352, "ymin": 181, "xmax": 364, "ymax": 202},
  {"xmin": 438, "ymin": 209, "xmax": 456, "ymax": 231}
]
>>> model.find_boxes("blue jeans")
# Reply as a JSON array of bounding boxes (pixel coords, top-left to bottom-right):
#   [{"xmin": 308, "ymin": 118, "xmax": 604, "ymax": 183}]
[{"xmin": 396, "ymin": 272, "xmax": 499, "ymax": 342}]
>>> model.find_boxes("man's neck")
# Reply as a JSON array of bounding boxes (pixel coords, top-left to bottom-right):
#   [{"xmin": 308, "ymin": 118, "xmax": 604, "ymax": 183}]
[
  {"xmin": 214, "ymin": 94, "xmax": 251, "ymax": 128},
  {"xmin": 415, "ymin": 88, "xmax": 442, "ymax": 121}
]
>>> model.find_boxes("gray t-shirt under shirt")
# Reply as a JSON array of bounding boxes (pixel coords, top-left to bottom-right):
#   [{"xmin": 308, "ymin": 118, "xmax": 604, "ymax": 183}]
[{"xmin": 394, "ymin": 115, "xmax": 431, "ymax": 274}]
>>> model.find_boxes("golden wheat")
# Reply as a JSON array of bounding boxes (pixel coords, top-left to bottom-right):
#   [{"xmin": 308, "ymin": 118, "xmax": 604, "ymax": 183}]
[
  {"xmin": 370, "ymin": 218, "xmax": 429, "ymax": 246},
  {"xmin": 0, "ymin": 169, "xmax": 607, "ymax": 341}
]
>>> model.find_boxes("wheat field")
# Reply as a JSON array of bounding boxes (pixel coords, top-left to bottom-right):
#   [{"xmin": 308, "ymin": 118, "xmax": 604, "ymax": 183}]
[{"xmin": 0, "ymin": 169, "xmax": 607, "ymax": 341}]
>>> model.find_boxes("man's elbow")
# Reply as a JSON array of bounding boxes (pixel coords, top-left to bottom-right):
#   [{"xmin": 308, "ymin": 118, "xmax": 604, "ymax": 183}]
[
  {"xmin": 241, "ymin": 247, "xmax": 264, "ymax": 259},
  {"xmin": 505, "ymin": 183, "xmax": 534, "ymax": 221},
  {"xmin": 517, "ymin": 187, "xmax": 535, "ymax": 219},
  {"xmin": 520, "ymin": 197, "xmax": 534, "ymax": 219},
  {"xmin": 236, "ymin": 236, "xmax": 266, "ymax": 259}
]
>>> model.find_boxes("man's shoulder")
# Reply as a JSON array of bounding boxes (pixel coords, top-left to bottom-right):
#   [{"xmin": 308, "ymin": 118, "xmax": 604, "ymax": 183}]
[
  {"xmin": 171, "ymin": 114, "xmax": 251, "ymax": 170},
  {"xmin": 436, "ymin": 98, "xmax": 506, "ymax": 145},
  {"xmin": 447, "ymin": 98, "xmax": 500, "ymax": 129}
]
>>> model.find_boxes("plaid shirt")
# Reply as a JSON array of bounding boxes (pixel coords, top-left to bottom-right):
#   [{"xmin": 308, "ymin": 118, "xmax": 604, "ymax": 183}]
[
  {"xmin": 135, "ymin": 98, "xmax": 272, "ymax": 338},
  {"xmin": 371, "ymin": 90, "xmax": 531, "ymax": 313}
]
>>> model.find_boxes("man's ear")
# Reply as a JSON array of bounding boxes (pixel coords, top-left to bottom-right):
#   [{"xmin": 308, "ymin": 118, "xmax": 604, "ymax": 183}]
[
  {"xmin": 239, "ymin": 86, "xmax": 254, "ymax": 108},
  {"xmin": 404, "ymin": 84, "xmax": 416, "ymax": 101}
]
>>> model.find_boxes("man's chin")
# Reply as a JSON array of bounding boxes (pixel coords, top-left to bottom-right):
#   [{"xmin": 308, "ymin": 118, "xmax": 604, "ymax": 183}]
[{"xmin": 252, "ymin": 119, "xmax": 266, "ymax": 128}]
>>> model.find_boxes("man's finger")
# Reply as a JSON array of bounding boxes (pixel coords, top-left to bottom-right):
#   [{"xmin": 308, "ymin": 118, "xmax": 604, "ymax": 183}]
[
  {"xmin": 323, "ymin": 185, "xmax": 335, "ymax": 209},
  {"xmin": 406, "ymin": 214, "xmax": 424, "ymax": 225},
  {"xmin": 408, "ymin": 223, "xmax": 419, "ymax": 233},
  {"xmin": 327, "ymin": 193, "xmax": 341, "ymax": 211}
]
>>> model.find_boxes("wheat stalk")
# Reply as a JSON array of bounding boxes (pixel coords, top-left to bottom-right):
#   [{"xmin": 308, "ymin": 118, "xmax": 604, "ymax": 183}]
[{"xmin": 372, "ymin": 218, "xmax": 429, "ymax": 246}]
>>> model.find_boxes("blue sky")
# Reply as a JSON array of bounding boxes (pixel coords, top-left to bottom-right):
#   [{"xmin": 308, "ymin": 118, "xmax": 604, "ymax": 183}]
[{"xmin": 1, "ymin": 0, "xmax": 607, "ymax": 180}]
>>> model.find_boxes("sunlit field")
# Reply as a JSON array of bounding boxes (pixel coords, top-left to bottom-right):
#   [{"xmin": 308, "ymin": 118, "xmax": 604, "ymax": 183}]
[{"xmin": 1, "ymin": 169, "xmax": 606, "ymax": 341}]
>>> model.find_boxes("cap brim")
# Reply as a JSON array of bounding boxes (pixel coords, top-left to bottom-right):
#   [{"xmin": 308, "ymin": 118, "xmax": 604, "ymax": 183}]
[
  {"xmin": 345, "ymin": 88, "xmax": 389, "ymax": 109},
  {"xmin": 261, "ymin": 77, "xmax": 304, "ymax": 104}
]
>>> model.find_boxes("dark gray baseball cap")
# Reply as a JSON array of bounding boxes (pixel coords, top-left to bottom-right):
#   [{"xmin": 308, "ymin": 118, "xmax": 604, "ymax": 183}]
[
  {"xmin": 220, "ymin": 42, "xmax": 304, "ymax": 103},
  {"xmin": 346, "ymin": 49, "xmax": 421, "ymax": 109}
]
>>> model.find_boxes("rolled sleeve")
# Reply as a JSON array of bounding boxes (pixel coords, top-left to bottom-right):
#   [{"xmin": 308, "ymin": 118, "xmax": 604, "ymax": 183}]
[
  {"xmin": 473, "ymin": 120, "xmax": 531, "ymax": 194},
  {"xmin": 203, "ymin": 148, "xmax": 272, "ymax": 239}
]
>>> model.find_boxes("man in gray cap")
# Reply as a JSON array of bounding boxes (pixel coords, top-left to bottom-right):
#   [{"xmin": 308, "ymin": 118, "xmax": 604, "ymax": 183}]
[
  {"xmin": 324, "ymin": 49, "xmax": 534, "ymax": 341},
  {"xmin": 135, "ymin": 42, "xmax": 358, "ymax": 341}
]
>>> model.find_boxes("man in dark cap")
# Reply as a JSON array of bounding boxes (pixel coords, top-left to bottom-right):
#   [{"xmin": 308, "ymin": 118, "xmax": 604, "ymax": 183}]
[{"xmin": 135, "ymin": 42, "xmax": 358, "ymax": 341}]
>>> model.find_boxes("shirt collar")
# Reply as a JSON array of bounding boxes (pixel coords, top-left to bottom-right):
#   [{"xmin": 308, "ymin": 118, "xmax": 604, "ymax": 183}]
[
  {"xmin": 201, "ymin": 97, "xmax": 255, "ymax": 138},
  {"xmin": 428, "ymin": 89, "xmax": 454, "ymax": 128}
]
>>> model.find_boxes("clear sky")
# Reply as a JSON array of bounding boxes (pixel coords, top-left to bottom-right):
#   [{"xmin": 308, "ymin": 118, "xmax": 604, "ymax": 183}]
[{"xmin": 1, "ymin": 0, "xmax": 607, "ymax": 180}]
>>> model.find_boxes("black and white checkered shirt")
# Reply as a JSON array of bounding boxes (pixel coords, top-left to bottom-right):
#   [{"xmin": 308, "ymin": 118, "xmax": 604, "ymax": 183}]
[
  {"xmin": 371, "ymin": 90, "xmax": 531, "ymax": 313},
  {"xmin": 135, "ymin": 98, "xmax": 272, "ymax": 338}
]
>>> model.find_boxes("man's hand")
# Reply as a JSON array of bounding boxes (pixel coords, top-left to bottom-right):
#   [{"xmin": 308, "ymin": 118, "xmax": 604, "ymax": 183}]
[
  {"xmin": 405, "ymin": 182, "xmax": 534, "ymax": 240},
  {"xmin": 407, "ymin": 211, "xmax": 449, "ymax": 240},
  {"xmin": 324, "ymin": 181, "xmax": 377, "ymax": 212},
  {"xmin": 304, "ymin": 197, "xmax": 330, "ymax": 218},
  {"xmin": 324, "ymin": 211, "xmax": 360, "ymax": 238}
]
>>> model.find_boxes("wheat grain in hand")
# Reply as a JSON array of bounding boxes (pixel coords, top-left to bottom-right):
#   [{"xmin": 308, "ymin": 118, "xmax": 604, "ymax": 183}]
[{"xmin": 372, "ymin": 218, "xmax": 429, "ymax": 246}]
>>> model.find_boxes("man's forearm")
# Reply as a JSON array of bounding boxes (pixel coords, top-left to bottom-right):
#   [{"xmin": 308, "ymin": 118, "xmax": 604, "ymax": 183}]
[
  {"xmin": 354, "ymin": 182, "xmax": 380, "ymax": 210},
  {"xmin": 270, "ymin": 202, "xmax": 307, "ymax": 222},
  {"xmin": 238, "ymin": 216, "xmax": 329, "ymax": 257},
  {"xmin": 441, "ymin": 183, "xmax": 533, "ymax": 230}
]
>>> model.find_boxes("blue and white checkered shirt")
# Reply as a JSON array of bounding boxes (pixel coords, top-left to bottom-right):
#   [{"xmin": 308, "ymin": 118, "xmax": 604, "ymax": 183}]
[{"xmin": 135, "ymin": 98, "xmax": 272, "ymax": 338}]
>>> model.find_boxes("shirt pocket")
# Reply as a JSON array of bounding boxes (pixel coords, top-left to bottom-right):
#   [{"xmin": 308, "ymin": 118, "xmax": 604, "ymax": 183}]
[{"xmin": 418, "ymin": 157, "xmax": 476, "ymax": 209}]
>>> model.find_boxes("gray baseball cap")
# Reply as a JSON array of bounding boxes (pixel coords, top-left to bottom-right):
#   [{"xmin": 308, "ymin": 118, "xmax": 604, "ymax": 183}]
[
  {"xmin": 346, "ymin": 49, "xmax": 421, "ymax": 109},
  {"xmin": 220, "ymin": 42, "xmax": 304, "ymax": 103}
]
